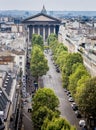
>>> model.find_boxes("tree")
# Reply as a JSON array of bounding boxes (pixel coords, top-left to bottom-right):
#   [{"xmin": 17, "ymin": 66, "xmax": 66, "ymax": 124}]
[
  {"xmin": 56, "ymin": 51, "xmax": 68, "ymax": 71},
  {"xmin": 50, "ymin": 39, "xmax": 59, "ymax": 53},
  {"xmin": 41, "ymin": 117, "xmax": 76, "ymax": 130},
  {"xmin": 62, "ymin": 53, "xmax": 83, "ymax": 88},
  {"xmin": 68, "ymin": 63, "xmax": 90, "ymax": 96},
  {"xmin": 32, "ymin": 106, "xmax": 58, "ymax": 130},
  {"xmin": 30, "ymin": 45, "xmax": 49, "ymax": 81},
  {"xmin": 53, "ymin": 43, "xmax": 68, "ymax": 63},
  {"xmin": 32, "ymin": 88, "xmax": 60, "ymax": 129},
  {"xmin": 32, "ymin": 88, "xmax": 59, "ymax": 111},
  {"xmin": 32, "ymin": 34, "xmax": 43, "ymax": 48},
  {"xmin": 63, "ymin": 53, "xmax": 83, "ymax": 76},
  {"xmin": 75, "ymin": 75, "xmax": 90, "ymax": 102},
  {"xmin": 76, "ymin": 77, "xmax": 96, "ymax": 119},
  {"xmin": 47, "ymin": 33, "xmax": 57, "ymax": 45}
]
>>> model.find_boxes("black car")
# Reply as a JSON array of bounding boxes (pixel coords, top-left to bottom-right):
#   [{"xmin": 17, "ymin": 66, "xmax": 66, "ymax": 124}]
[
  {"xmin": 71, "ymin": 102, "xmax": 78, "ymax": 111},
  {"xmin": 56, "ymin": 67, "xmax": 60, "ymax": 73},
  {"xmin": 75, "ymin": 110, "xmax": 82, "ymax": 118},
  {"xmin": 66, "ymin": 91, "xmax": 71, "ymax": 95}
]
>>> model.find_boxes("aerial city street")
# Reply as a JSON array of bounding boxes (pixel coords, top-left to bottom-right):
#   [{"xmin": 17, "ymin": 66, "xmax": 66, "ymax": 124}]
[{"xmin": 0, "ymin": 0, "xmax": 96, "ymax": 130}]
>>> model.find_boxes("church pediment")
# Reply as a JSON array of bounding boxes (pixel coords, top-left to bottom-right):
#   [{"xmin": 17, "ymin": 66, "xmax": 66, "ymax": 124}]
[
  {"xmin": 22, "ymin": 13, "xmax": 61, "ymax": 23},
  {"xmin": 27, "ymin": 15, "xmax": 55, "ymax": 22}
]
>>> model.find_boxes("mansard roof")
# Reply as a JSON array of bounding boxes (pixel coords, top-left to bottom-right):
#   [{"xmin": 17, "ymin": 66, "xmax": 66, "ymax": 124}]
[{"xmin": 22, "ymin": 13, "xmax": 61, "ymax": 24}]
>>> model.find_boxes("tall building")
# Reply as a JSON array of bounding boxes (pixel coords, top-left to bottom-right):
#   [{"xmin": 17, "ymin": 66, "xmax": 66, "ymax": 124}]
[{"xmin": 22, "ymin": 6, "xmax": 61, "ymax": 41}]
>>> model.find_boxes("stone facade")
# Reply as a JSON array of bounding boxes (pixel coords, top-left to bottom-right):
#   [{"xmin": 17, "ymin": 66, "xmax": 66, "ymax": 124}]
[{"xmin": 22, "ymin": 7, "xmax": 61, "ymax": 42}]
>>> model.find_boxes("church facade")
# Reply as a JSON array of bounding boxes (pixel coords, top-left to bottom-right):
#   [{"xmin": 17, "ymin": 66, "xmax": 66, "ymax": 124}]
[{"xmin": 22, "ymin": 6, "xmax": 61, "ymax": 41}]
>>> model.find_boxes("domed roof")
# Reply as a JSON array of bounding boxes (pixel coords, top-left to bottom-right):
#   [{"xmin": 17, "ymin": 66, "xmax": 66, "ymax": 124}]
[{"xmin": 41, "ymin": 5, "xmax": 47, "ymax": 14}]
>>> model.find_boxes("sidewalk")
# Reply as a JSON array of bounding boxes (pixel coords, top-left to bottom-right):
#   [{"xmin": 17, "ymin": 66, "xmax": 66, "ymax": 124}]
[
  {"xmin": 38, "ymin": 77, "xmax": 44, "ymax": 88},
  {"xmin": 22, "ymin": 67, "xmax": 44, "ymax": 130}
]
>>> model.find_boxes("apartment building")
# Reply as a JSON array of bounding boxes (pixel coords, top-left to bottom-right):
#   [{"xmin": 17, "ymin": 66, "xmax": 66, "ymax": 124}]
[
  {"xmin": 59, "ymin": 20, "xmax": 96, "ymax": 76},
  {"xmin": 0, "ymin": 31, "xmax": 27, "ymax": 130}
]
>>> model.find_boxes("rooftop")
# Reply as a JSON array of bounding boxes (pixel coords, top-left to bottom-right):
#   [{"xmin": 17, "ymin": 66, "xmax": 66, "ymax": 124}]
[{"xmin": 0, "ymin": 71, "xmax": 14, "ymax": 121}]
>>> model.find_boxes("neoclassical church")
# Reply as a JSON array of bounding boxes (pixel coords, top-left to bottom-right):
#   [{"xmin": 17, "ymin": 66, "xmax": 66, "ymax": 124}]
[{"xmin": 22, "ymin": 6, "xmax": 61, "ymax": 41}]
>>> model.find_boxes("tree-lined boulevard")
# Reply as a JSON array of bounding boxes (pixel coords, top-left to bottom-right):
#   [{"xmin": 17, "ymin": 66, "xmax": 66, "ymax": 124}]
[
  {"xmin": 22, "ymin": 34, "xmax": 96, "ymax": 130},
  {"xmin": 43, "ymin": 50, "xmax": 81, "ymax": 130}
]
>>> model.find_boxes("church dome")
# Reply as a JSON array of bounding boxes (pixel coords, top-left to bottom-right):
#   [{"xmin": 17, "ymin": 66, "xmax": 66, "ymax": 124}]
[{"xmin": 41, "ymin": 5, "xmax": 47, "ymax": 14}]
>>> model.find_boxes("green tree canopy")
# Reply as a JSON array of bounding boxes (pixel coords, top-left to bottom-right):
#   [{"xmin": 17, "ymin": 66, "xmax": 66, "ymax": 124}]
[
  {"xmin": 56, "ymin": 51, "xmax": 68, "ymax": 71},
  {"xmin": 47, "ymin": 33, "xmax": 58, "ymax": 45},
  {"xmin": 32, "ymin": 34, "xmax": 43, "ymax": 48},
  {"xmin": 32, "ymin": 88, "xmax": 59, "ymax": 111},
  {"xmin": 41, "ymin": 117, "xmax": 76, "ymax": 130},
  {"xmin": 75, "ymin": 75, "xmax": 90, "ymax": 102},
  {"xmin": 68, "ymin": 63, "xmax": 90, "ymax": 96},
  {"xmin": 53, "ymin": 43, "xmax": 68, "ymax": 62},
  {"xmin": 30, "ymin": 45, "xmax": 49, "ymax": 80},
  {"xmin": 62, "ymin": 53, "xmax": 83, "ymax": 88},
  {"xmin": 76, "ymin": 77, "xmax": 96, "ymax": 118},
  {"xmin": 63, "ymin": 53, "xmax": 83, "ymax": 76},
  {"xmin": 32, "ymin": 106, "xmax": 58, "ymax": 130}
]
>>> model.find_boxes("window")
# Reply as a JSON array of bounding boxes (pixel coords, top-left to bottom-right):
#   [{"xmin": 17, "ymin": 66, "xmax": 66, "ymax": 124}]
[
  {"xmin": 19, "ymin": 62, "xmax": 22, "ymax": 66},
  {"xmin": 19, "ymin": 56, "xmax": 22, "ymax": 59}
]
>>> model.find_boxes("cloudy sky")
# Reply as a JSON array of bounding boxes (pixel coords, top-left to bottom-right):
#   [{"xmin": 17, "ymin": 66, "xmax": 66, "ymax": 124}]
[{"xmin": 0, "ymin": 0, "xmax": 96, "ymax": 11}]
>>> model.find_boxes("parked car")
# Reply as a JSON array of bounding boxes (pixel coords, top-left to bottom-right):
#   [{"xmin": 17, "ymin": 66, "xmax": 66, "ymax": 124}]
[
  {"xmin": 68, "ymin": 94, "xmax": 72, "ymax": 98},
  {"xmin": 66, "ymin": 91, "xmax": 71, "ymax": 95},
  {"xmin": 22, "ymin": 81, "xmax": 26, "ymax": 86},
  {"xmin": 75, "ymin": 110, "xmax": 82, "ymax": 118},
  {"xmin": 68, "ymin": 97, "xmax": 74, "ymax": 102},
  {"xmin": 71, "ymin": 102, "xmax": 78, "ymax": 111},
  {"xmin": 79, "ymin": 120, "xmax": 86, "ymax": 127},
  {"xmin": 56, "ymin": 67, "xmax": 60, "ymax": 73},
  {"xmin": 64, "ymin": 88, "xmax": 67, "ymax": 92}
]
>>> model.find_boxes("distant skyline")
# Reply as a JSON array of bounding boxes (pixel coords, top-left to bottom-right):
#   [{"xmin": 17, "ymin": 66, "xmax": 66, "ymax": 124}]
[{"xmin": 0, "ymin": 0, "xmax": 96, "ymax": 11}]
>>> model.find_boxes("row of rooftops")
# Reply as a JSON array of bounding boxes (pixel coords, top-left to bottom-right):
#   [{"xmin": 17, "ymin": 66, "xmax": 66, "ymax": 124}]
[
  {"xmin": 0, "ymin": 32, "xmax": 26, "ymax": 121},
  {"xmin": 60, "ymin": 20, "xmax": 96, "ymax": 47},
  {"xmin": 59, "ymin": 20, "xmax": 96, "ymax": 67},
  {"xmin": 0, "ymin": 71, "xmax": 13, "ymax": 121},
  {"xmin": 0, "ymin": 32, "xmax": 25, "ymax": 56}
]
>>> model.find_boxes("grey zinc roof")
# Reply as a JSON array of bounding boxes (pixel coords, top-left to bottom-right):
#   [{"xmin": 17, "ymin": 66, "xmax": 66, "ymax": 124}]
[
  {"xmin": 3, "ymin": 73, "xmax": 13, "ymax": 96},
  {"xmin": 0, "ymin": 72, "xmax": 13, "ymax": 121},
  {"xmin": 0, "ymin": 87, "xmax": 10, "ymax": 121}
]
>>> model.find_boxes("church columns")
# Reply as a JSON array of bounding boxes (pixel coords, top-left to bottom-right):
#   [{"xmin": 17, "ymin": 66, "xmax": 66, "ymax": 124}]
[
  {"xmin": 27, "ymin": 27, "xmax": 30, "ymax": 43},
  {"xmin": 38, "ymin": 26, "xmax": 40, "ymax": 35},
  {"xmin": 43, "ymin": 26, "xmax": 45, "ymax": 41},
  {"xmin": 33, "ymin": 26, "xmax": 35, "ymax": 34},
  {"xmin": 48, "ymin": 26, "xmax": 51, "ymax": 36},
  {"xmin": 29, "ymin": 26, "xmax": 32, "ymax": 41},
  {"xmin": 48, "ymin": 25, "xmax": 56, "ymax": 36},
  {"xmin": 54, "ymin": 25, "xmax": 56, "ymax": 34},
  {"xmin": 28, "ymin": 24, "xmax": 57, "ymax": 42}
]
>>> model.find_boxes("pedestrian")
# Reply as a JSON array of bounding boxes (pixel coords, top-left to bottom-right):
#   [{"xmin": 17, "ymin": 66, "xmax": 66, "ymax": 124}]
[{"xmin": 33, "ymin": 80, "xmax": 38, "ymax": 91}]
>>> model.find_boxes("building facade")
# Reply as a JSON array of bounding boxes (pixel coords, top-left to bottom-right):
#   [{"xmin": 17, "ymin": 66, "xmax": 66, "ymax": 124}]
[{"xmin": 22, "ymin": 6, "xmax": 61, "ymax": 42}]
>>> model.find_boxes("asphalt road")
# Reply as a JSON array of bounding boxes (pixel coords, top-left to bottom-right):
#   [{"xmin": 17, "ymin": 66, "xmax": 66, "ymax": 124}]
[
  {"xmin": 43, "ymin": 51, "xmax": 82, "ymax": 130},
  {"xmin": 22, "ymin": 68, "xmax": 35, "ymax": 130},
  {"xmin": 23, "ymin": 102, "xmax": 34, "ymax": 130}
]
